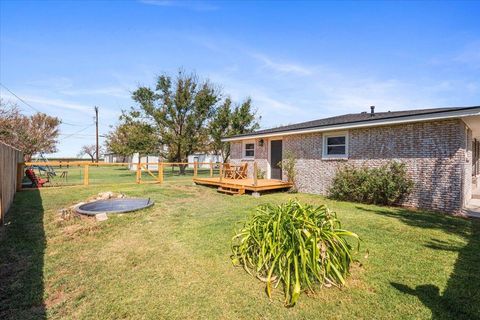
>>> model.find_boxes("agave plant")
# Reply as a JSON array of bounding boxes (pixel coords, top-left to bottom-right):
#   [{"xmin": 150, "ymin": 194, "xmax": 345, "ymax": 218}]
[{"xmin": 231, "ymin": 199, "xmax": 360, "ymax": 307}]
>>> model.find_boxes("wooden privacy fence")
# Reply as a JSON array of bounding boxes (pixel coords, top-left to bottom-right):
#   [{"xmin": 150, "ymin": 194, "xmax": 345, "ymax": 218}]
[
  {"xmin": 0, "ymin": 142, "xmax": 23, "ymax": 225},
  {"xmin": 21, "ymin": 161, "xmax": 264, "ymax": 187}
]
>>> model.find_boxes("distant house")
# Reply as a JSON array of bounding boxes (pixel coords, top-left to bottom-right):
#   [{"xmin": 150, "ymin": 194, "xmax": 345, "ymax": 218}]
[
  {"xmin": 223, "ymin": 106, "xmax": 480, "ymax": 213},
  {"xmin": 129, "ymin": 153, "xmax": 161, "ymax": 171}
]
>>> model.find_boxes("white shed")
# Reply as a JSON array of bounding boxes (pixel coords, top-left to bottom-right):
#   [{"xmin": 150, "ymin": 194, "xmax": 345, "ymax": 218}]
[
  {"xmin": 187, "ymin": 153, "xmax": 223, "ymax": 168},
  {"xmin": 129, "ymin": 153, "xmax": 161, "ymax": 171}
]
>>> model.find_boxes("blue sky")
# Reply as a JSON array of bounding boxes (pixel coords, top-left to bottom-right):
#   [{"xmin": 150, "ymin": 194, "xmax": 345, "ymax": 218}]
[{"xmin": 1, "ymin": 0, "xmax": 479, "ymax": 157}]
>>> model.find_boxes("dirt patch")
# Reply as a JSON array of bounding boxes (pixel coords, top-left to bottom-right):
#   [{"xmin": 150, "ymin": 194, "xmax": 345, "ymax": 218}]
[{"xmin": 62, "ymin": 223, "xmax": 100, "ymax": 239}]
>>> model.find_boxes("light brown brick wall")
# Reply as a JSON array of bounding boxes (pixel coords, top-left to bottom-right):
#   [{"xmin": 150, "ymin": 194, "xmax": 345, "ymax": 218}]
[
  {"xmin": 230, "ymin": 119, "xmax": 472, "ymax": 213},
  {"xmin": 230, "ymin": 140, "xmax": 268, "ymax": 178}
]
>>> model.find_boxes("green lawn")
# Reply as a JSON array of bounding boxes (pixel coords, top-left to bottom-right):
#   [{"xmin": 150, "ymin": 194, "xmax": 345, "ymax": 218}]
[{"xmin": 1, "ymin": 177, "xmax": 479, "ymax": 319}]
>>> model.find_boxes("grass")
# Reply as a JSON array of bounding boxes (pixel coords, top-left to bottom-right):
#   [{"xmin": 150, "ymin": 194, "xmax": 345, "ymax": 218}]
[{"xmin": 1, "ymin": 173, "xmax": 480, "ymax": 319}]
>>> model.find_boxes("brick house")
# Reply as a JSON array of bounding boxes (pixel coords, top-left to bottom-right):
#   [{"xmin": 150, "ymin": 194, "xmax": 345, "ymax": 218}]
[{"xmin": 223, "ymin": 106, "xmax": 480, "ymax": 213}]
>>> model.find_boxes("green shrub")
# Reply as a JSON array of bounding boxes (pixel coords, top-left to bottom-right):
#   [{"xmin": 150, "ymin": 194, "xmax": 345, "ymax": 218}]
[
  {"xmin": 329, "ymin": 161, "xmax": 414, "ymax": 205},
  {"xmin": 278, "ymin": 151, "xmax": 297, "ymax": 192},
  {"xmin": 256, "ymin": 168, "xmax": 266, "ymax": 179},
  {"xmin": 231, "ymin": 199, "xmax": 360, "ymax": 307}
]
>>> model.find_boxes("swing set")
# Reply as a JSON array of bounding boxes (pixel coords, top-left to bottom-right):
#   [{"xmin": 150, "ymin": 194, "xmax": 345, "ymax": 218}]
[{"xmin": 24, "ymin": 153, "xmax": 68, "ymax": 187}]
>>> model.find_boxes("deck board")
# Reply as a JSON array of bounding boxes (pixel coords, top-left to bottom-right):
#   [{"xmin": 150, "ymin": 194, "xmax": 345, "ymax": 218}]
[{"xmin": 193, "ymin": 177, "xmax": 293, "ymax": 192}]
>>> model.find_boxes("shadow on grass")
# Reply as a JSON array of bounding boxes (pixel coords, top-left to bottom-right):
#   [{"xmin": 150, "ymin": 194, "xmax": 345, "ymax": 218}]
[
  {"xmin": 0, "ymin": 189, "xmax": 46, "ymax": 319},
  {"xmin": 356, "ymin": 205, "xmax": 480, "ymax": 320}
]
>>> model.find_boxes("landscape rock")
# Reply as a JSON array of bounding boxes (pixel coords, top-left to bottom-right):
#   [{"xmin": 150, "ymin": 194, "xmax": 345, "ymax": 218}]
[
  {"xmin": 97, "ymin": 191, "xmax": 114, "ymax": 200},
  {"xmin": 95, "ymin": 213, "xmax": 108, "ymax": 221}
]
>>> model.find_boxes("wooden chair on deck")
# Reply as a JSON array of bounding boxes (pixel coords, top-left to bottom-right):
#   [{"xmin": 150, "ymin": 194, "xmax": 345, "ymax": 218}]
[
  {"xmin": 223, "ymin": 163, "xmax": 236, "ymax": 179},
  {"xmin": 234, "ymin": 163, "xmax": 248, "ymax": 179}
]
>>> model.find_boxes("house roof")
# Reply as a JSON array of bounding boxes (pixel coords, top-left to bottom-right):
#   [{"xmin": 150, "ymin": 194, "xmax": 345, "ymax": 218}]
[{"xmin": 222, "ymin": 105, "xmax": 480, "ymax": 141}]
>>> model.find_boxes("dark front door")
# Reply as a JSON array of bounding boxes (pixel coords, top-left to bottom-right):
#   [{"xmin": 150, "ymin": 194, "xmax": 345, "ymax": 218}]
[{"xmin": 270, "ymin": 140, "xmax": 283, "ymax": 180}]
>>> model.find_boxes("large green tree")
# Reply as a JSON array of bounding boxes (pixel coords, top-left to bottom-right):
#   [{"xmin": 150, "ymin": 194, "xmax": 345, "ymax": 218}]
[
  {"xmin": 105, "ymin": 115, "xmax": 159, "ymax": 163},
  {"xmin": 123, "ymin": 69, "xmax": 260, "ymax": 170},
  {"xmin": 209, "ymin": 97, "xmax": 260, "ymax": 161},
  {"xmin": 130, "ymin": 70, "xmax": 219, "ymax": 171}
]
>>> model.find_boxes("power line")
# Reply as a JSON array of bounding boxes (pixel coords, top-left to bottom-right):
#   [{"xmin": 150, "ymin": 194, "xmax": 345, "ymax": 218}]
[
  {"xmin": 60, "ymin": 121, "xmax": 86, "ymax": 126},
  {"xmin": 58, "ymin": 124, "xmax": 95, "ymax": 141},
  {"xmin": 0, "ymin": 83, "xmax": 42, "ymax": 113},
  {"xmin": 56, "ymin": 136, "xmax": 102, "ymax": 140},
  {"xmin": 1, "ymin": 83, "xmax": 90, "ymax": 127},
  {"xmin": 58, "ymin": 133, "xmax": 107, "ymax": 137}
]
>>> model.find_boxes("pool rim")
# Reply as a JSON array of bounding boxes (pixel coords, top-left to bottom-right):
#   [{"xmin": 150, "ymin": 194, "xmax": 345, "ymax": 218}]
[{"xmin": 74, "ymin": 198, "xmax": 154, "ymax": 216}]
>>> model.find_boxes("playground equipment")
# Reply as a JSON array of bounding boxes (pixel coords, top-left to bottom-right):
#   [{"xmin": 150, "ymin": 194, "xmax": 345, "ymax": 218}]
[{"xmin": 32, "ymin": 153, "xmax": 56, "ymax": 177}]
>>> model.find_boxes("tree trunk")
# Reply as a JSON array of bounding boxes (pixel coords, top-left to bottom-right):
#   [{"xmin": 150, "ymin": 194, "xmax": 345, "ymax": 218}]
[
  {"xmin": 179, "ymin": 160, "xmax": 187, "ymax": 175},
  {"xmin": 176, "ymin": 146, "xmax": 187, "ymax": 175}
]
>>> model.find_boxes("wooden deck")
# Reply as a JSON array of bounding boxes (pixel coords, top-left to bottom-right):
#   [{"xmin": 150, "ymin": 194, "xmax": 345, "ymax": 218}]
[{"xmin": 193, "ymin": 177, "xmax": 293, "ymax": 193}]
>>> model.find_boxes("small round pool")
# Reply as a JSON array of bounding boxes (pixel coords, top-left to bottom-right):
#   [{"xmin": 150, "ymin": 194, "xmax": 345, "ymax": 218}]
[{"xmin": 76, "ymin": 198, "xmax": 154, "ymax": 215}]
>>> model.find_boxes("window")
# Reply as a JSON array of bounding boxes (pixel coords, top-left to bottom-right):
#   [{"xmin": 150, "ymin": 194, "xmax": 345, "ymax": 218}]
[
  {"xmin": 323, "ymin": 132, "xmax": 348, "ymax": 158},
  {"xmin": 244, "ymin": 142, "xmax": 255, "ymax": 158}
]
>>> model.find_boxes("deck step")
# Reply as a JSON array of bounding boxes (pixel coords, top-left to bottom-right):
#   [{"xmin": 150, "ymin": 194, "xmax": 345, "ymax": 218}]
[{"xmin": 217, "ymin": 186, "xmax": 245, "ymax": 195}]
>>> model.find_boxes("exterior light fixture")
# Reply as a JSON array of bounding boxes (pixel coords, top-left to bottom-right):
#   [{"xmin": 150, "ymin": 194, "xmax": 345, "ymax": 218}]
[{"xmin": 258, "ymin": 139, "xmax": 264, "ymax": 147}]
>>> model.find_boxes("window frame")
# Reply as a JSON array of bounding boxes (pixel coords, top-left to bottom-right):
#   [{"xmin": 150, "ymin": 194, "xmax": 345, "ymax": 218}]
[
  {"xmin": 243, "ymin": 140, "xmax": 255, "ymax": 159},
  {"xmin": 322, "ymin": 131, "xmax": 348, "ymax": 159}
]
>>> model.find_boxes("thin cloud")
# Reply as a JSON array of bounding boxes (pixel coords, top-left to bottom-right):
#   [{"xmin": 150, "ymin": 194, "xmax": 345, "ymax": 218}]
[
  {"xmin": 25, "ymin": 77, "xmax": 130, "ymax": 99},
  {"xmin": 429, "ymin": 40, "xmax": 480, "ymax": 70},
  {"xmin": 0, "ymin": 91, "xmax": 119, "ymax": 118},
  {"xmin": 251, "ymin": 53, "xmax": 313, "ymax": 76},
  {"xmin": 252, "ymin": 91, "xmax": 305, "ymax": 114},
  {"xmin": 26, "ymin": 76, "xmax": 74, "ymax": 90},
  {"xmin": 207, "ymin": 70, "xmax": 311, "ymax": 129},
  {"xmin": 60, "ymin": 86, "xmax": 131, "ymax": 99},
  {"xmin": 454, "ymin": 41, "xmax": 480, "ymax": 69},
  {"xmin": 250, "ymin": 51, "xmax": 470, "ymax": 113},
  {"xmin": 139, "ymin": 0, "xmax": 219, "ymax": 11},
  {"xmin": 4, "ymin": 93, "xmax": 93, "ymax": 114}
]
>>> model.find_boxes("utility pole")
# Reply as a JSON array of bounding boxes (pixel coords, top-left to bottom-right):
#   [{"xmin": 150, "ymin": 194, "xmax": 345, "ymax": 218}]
[{"xmin": 95, "ymin": 106, "xmax": 99, "ymax": 163}]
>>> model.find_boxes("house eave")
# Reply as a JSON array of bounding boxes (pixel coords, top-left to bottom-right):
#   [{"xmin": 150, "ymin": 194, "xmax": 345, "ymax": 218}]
[{"xmin": 221, "ymin": 108, "xmax": 480, "ymax": 142}]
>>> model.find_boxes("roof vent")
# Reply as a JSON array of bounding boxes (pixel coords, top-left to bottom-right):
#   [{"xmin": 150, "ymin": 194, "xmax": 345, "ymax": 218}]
[
  {"xmin": 361, "ymin": 111, "xmax": 367, "ymax": 114},
  {"xmin": 370, "ymin": 105, "xmax": 375, "ymax": 116}
]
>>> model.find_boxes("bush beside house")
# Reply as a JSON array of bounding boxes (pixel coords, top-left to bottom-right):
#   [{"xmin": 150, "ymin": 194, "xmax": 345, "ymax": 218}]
[{"xmin": 329, "ymin": 161, "xmax": 414, "ymax": 206}]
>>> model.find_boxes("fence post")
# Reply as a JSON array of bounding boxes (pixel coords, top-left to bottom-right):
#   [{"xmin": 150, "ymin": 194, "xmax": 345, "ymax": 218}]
[
  {"xmin": 219, "ymin": 163, "xmax": 223, "ymax": 182},
  {"xmin": 253, "ymin": 162, "xmax": 258, "ymax": 187},
  {"xmin": 194, "ymin": 161, "xmax": 198, "ymax": 177},
  {"xmin": 158, "ymin": 161, "xmax": 163, "ymax": 184},
  {"xmin": 209, "ymin": 161, "xmax": 213, "ymax": 177},
  {"xmin": 83, "ymin": 164, "xmax": 89, "ymax": 186},
  {"xmin": 136, "ymin": 163, "xmax": 141, "ymax": 184},
  {"xmin": 16, "ymin": 162, "xmax": 24, "ymax": 191}
]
